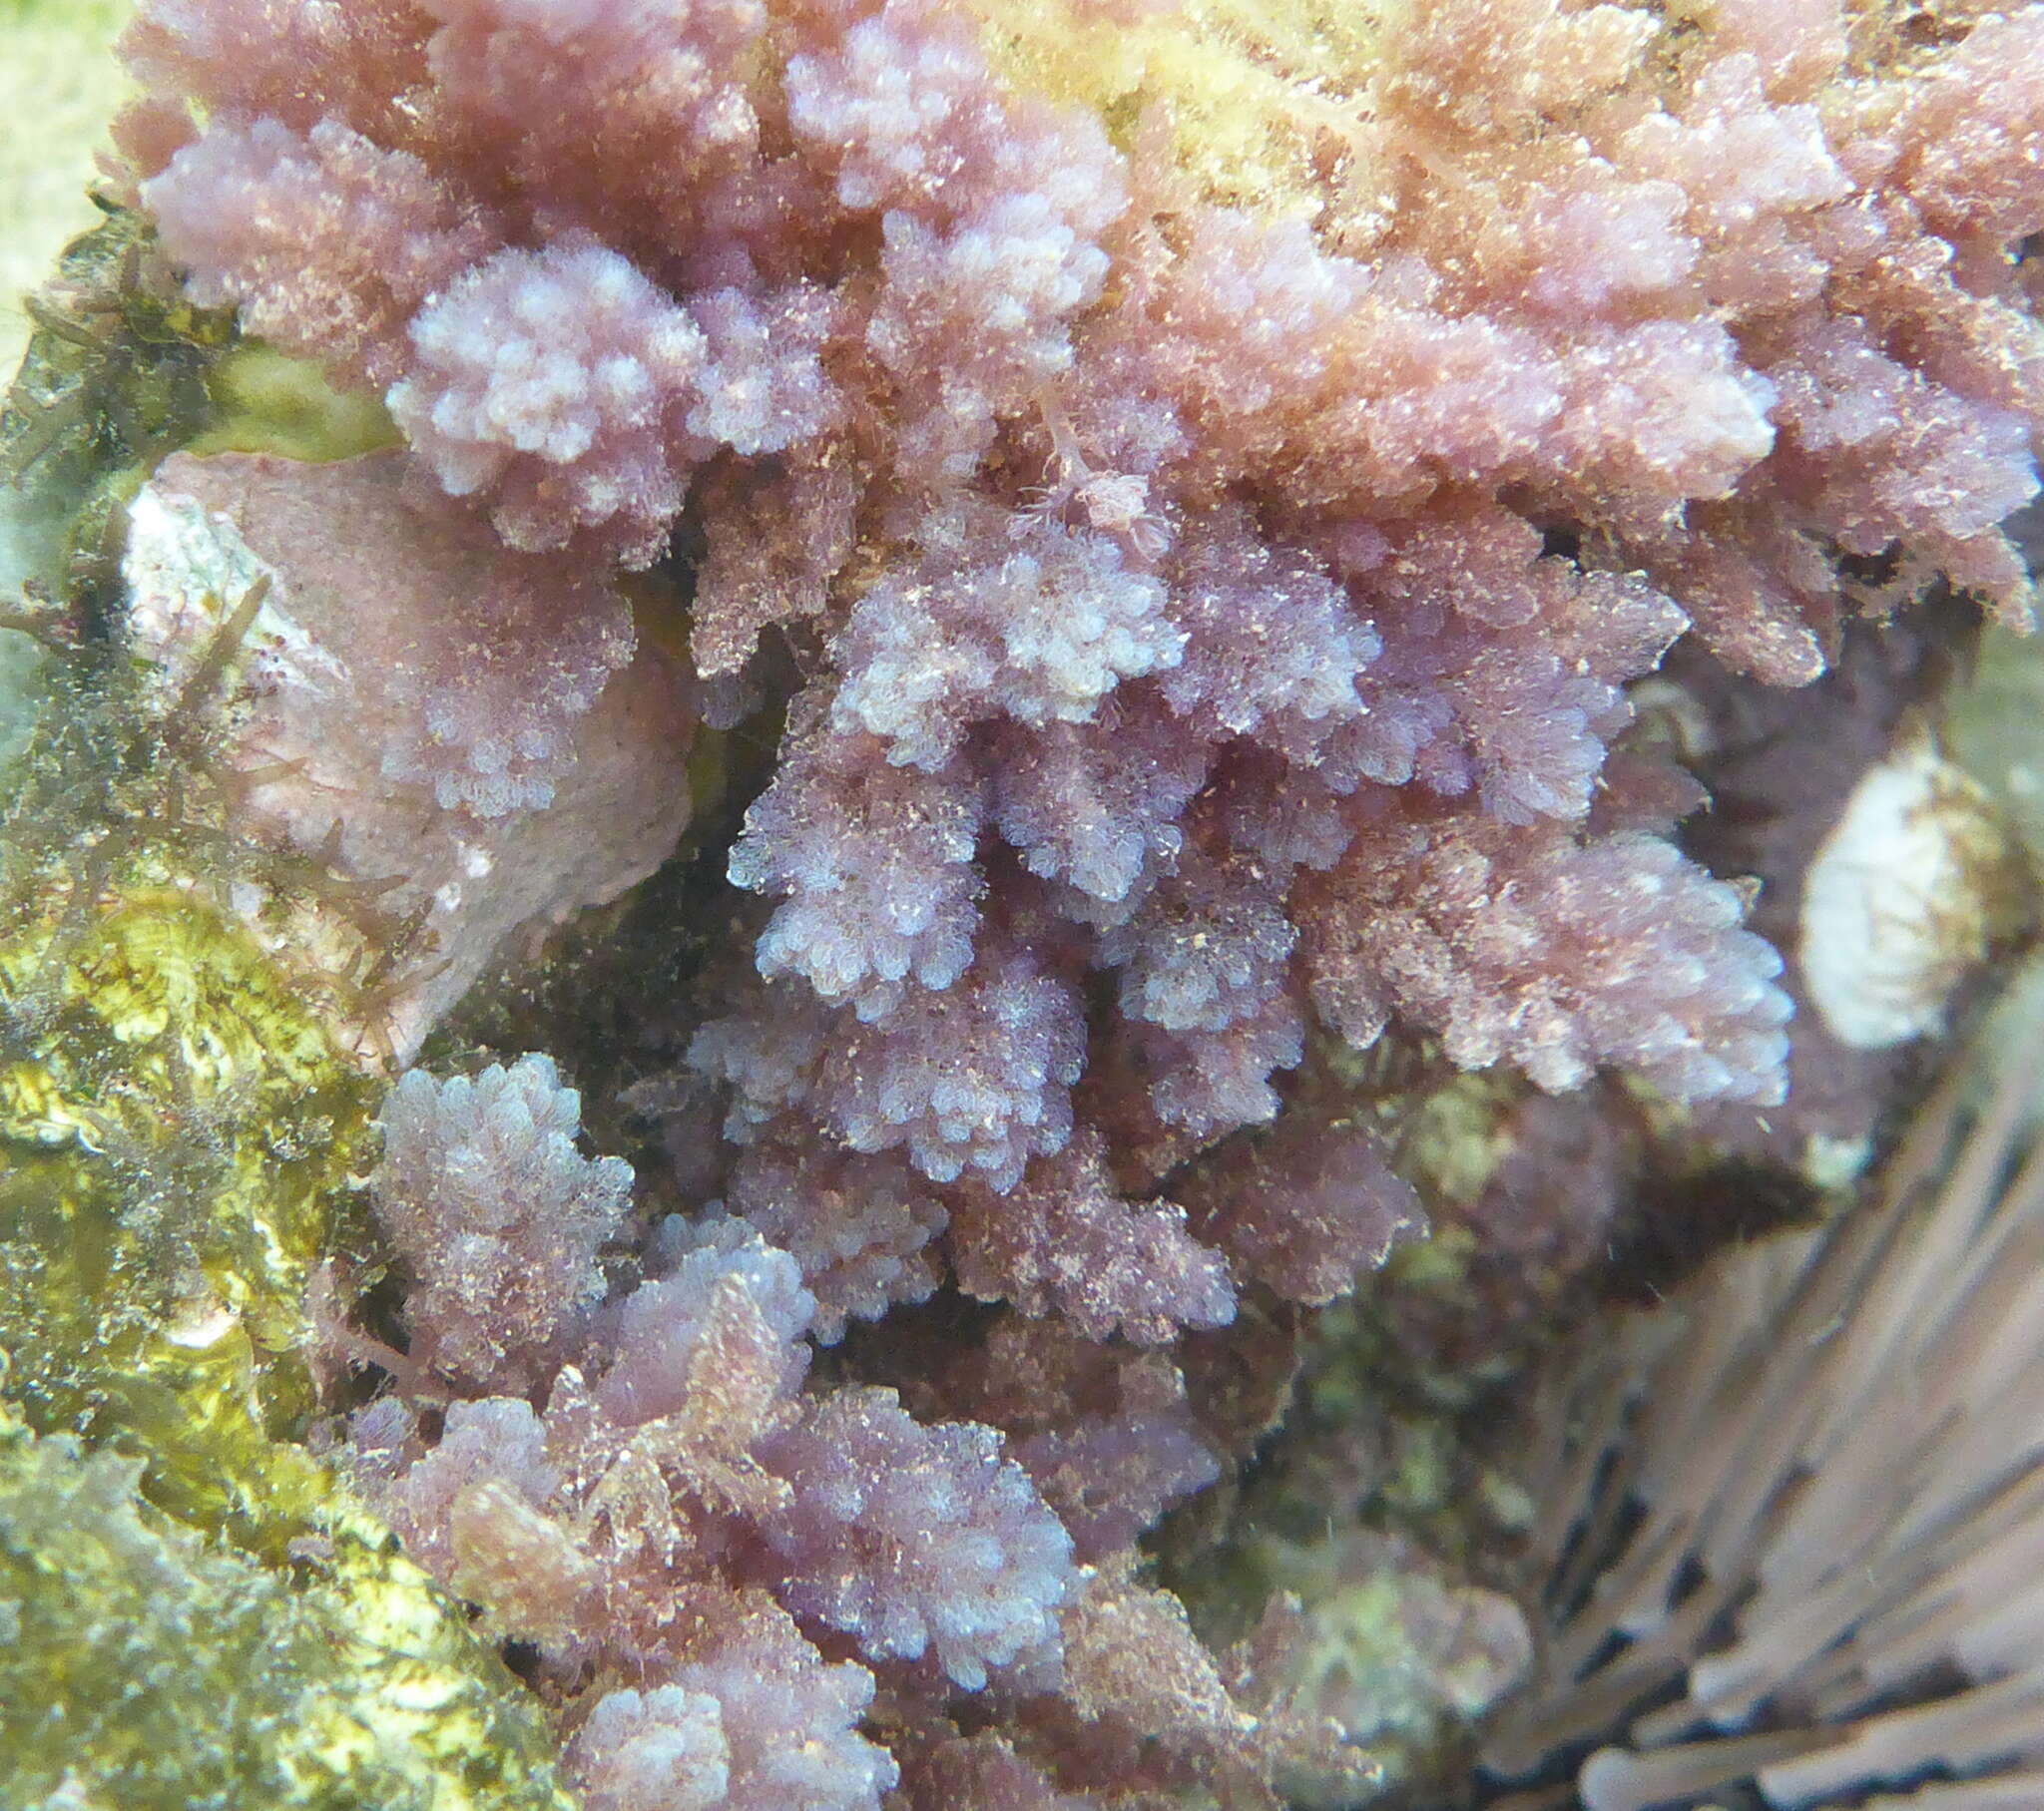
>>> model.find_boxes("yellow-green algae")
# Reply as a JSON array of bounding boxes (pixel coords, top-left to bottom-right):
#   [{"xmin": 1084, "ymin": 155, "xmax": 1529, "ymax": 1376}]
[
  {"xmin": 0, "ymin": 212, "xmax": 572, "ymax": 1808},
  {"xmin": 967, "ymin": 0, "xmax": 1392, "ymax": 232},
  {"xmin": 0, "ymin": 1396, "xmax": 572, "ymax": 1811},
  {"xmin": 186, "ymin": 344, "xmax": 404, "ymax": 466},
  {"xmin": 1241, "ymin": 1531, "xmax": 1531, "ymax": 1803},
  {"xmin": 0, "ymin": 864, "xmax": 372, "ymax": 1546}
]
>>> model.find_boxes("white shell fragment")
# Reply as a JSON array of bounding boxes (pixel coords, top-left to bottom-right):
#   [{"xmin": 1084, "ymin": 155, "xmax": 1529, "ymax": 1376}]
[
  {"xmin": 1798, "ymin": 724, "xmax": 2018, "ymax": 1050},
  {"xmin": 124, "ymin": 481, "xmax": 347, "ymax": 706}
]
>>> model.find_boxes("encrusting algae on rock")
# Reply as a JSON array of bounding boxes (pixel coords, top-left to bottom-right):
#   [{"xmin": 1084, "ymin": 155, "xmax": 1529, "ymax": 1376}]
[
  {"xmin": 4, "ymin": 0, "xmax": 2044, "ymax": 1805},
  {"xmin": 0, "ymin": 212, "xmax": 578, "ymax": 1806},
  {"xmin": 0, "ymin": 1397, "xmax": 573, "ymax": 1811}
]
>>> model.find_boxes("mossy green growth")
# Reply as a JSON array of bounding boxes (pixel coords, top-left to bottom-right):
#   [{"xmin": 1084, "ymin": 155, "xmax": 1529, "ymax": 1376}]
[
  {"xmin": 1, "ymin": 186, "xmax": 389, "ymax": 1555},
  {"xmin": 0, "ymin": 1399, "xmax": 574, "ymax": 1810},
  {"xmin": 1, "ymin": 262, "xmax": 581, "ymax": 1799},
  {"xmin": 1, "ymin": 203, "xmax": 235, "ymax": 607},
  {"xmin": 0, "ymin": 555, "xmax": 383, "ymax": 1554},
  {"xmin": 0, "ymin": 862, "xmax": 376, "ymax": 1552}
]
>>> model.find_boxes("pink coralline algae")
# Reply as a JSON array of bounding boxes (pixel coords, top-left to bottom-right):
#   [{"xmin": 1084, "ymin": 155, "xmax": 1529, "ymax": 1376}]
[
  {"xmin": 328, "ymin": 1041, "xmax": 1409, "ymax": 1808},
  {"xmin": 369, "ymin": 1056, "xmax": 636, "ymax": 1393},
  {"xmin": 100, "ymin": 0, "xmax": 2044, "ymax": 1802},
  {"xmin": 346, "ymin": 1063, "xmax": 1328, "ymax": 1807},
  {"xmin": 757, "ymin": 1384, "xmax": 1073, "ymax": 1688},
  {"xmin": 562, "ymin": 1610, "xmax": 895, "ymax": 1811},
  {"xmin": 119, "ymin": 0, "xmax": 2044, "ymax": 1305}
]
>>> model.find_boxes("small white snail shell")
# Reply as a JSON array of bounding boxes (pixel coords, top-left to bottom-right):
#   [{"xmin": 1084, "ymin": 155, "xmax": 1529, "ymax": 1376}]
[{"xmin": 1799, "ymin": 721, "xmax": 2023, "ymax": 1051}]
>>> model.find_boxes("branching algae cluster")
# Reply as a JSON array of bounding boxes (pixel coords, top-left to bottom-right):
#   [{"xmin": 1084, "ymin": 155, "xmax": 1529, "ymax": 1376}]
[{"xmin": 5, "ymin": 0, "xmax": 2044, "ymax": 1802}]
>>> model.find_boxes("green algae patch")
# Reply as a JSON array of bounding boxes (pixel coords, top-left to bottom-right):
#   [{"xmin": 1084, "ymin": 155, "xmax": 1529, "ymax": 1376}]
[
  {"xmin": 0, "ymin": 1401, "xmax": 575, "ymax": 1811},
  {"xmin": 1, "ymin": 205, "xmax": 235, "ymax": 496},
  {"xmin": 0, "ymin": 197, "xmax": 590, "ymax": 1807},
  {"xmin": 0, "ymin": 873, "xmax": 374, "ymax": 1549}
]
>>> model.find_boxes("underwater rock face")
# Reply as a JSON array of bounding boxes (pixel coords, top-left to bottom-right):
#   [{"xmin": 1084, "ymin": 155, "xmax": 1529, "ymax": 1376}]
[
  {"xmin": 122, "ymin": 449, "xmax": 699, "ymax": 1059},
  {"xmin": 1, "ymin": 0, "xmax": 2043, "ymax": 1806}
]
